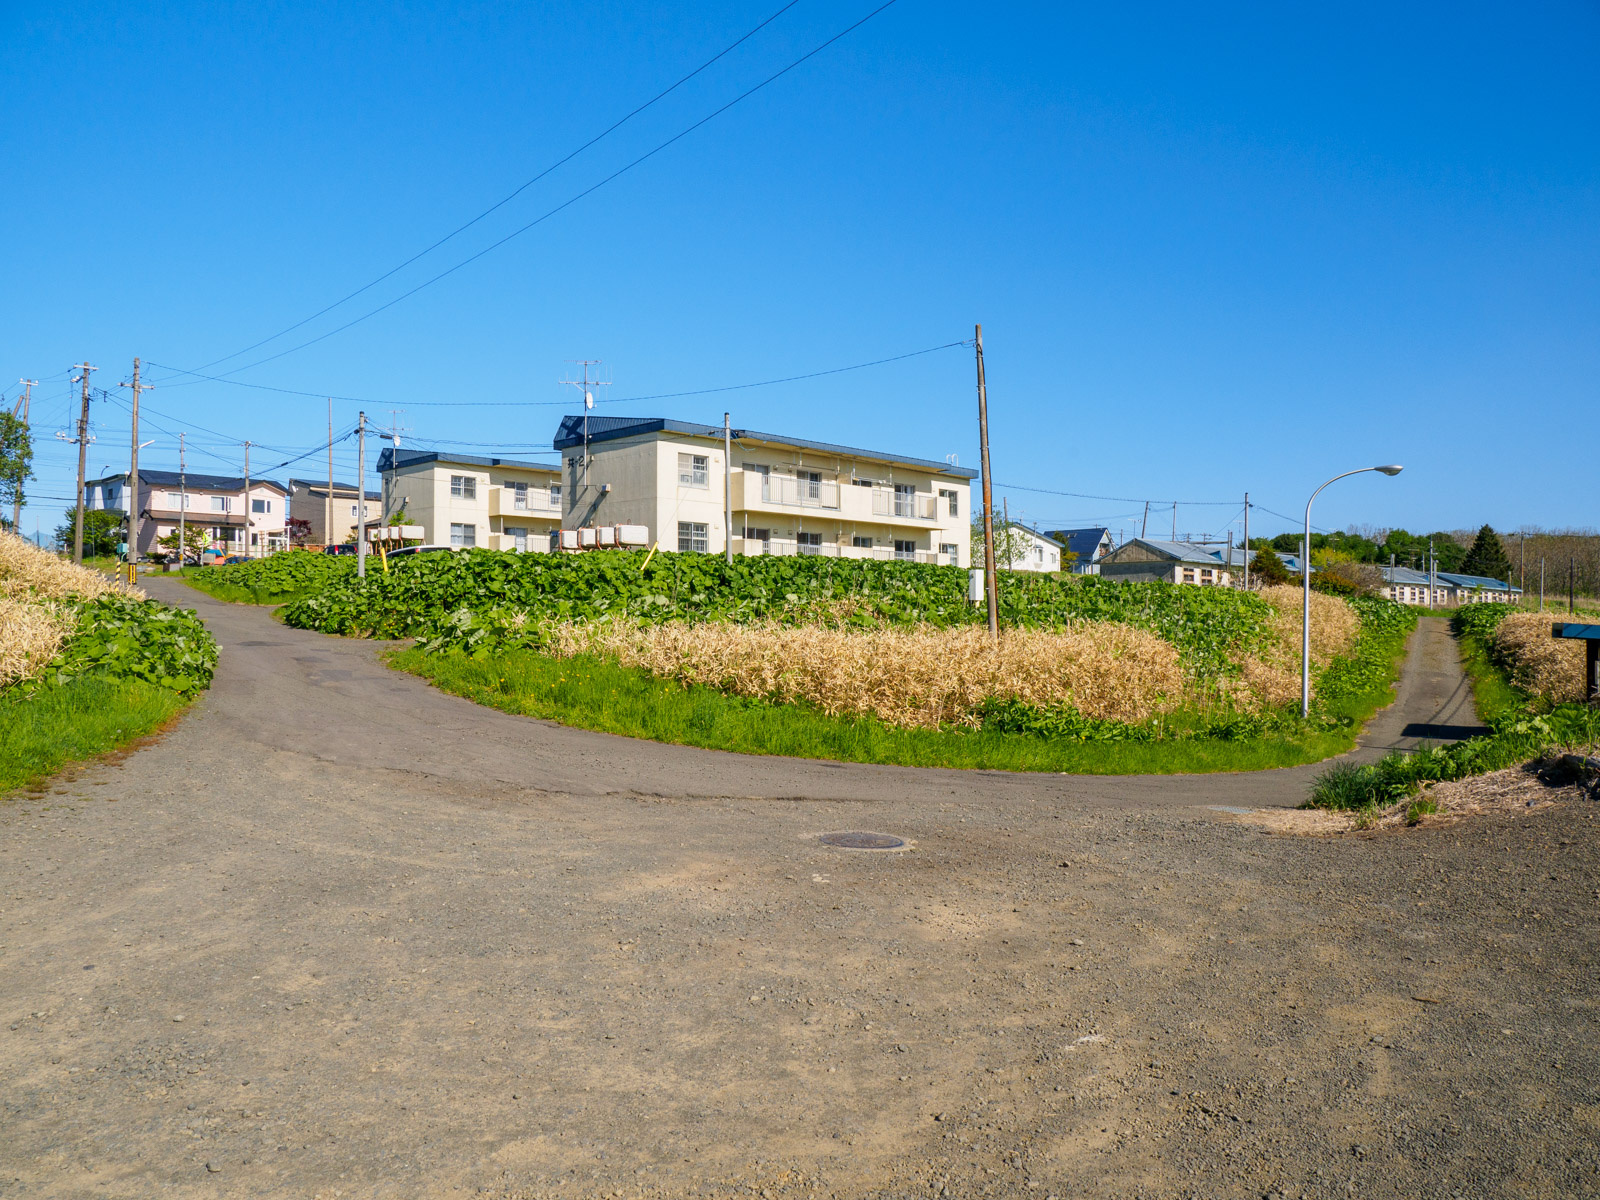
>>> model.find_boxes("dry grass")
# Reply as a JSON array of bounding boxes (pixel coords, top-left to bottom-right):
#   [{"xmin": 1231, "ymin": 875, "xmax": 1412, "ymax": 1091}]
[
  {"xmin": 0, "ymin": 597, "xmax": 72, "ymax": 688},
  {"xmin": 545, "ymin": 620, "xmax": 1184, "ymax": 730},
  {"xmin": 1225, "ymin": 585, "xmax": 1360, "ymax": 707},
  {"xmin": 0, "ymin": 530, "xmax": 137, "ymax": 602},
  {"xmin": 1492, "ymin": 611, "xmax": 1588, "ymax": 703}
]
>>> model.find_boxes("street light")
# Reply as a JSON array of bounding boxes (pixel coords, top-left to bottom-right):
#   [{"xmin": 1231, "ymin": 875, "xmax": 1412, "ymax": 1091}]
[{"xmin": 1301, "ymin": 465, "xmax": 1404, "ymax": 717}]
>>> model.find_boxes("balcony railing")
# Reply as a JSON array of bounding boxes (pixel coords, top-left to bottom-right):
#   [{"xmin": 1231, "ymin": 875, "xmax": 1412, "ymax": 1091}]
[
  {"xmin": 759, "ymin": 474, "xmax": 840, "ymax": 510},
  {"xmin": 870, "ymin": 488, "xmax": 937, "ymax": 521},
  {"xmin": 732, "ymin": 537, "xmax": 952, "ymax": 565}
]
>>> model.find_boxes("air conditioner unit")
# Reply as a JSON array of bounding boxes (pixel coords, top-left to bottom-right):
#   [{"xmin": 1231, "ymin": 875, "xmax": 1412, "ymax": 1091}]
[
  {"xmin": 595, "ymin": 525, "xmax": 618, "ymax": 548},
  {"xmin": 559, "ymin": 529, "xmax": 580, "ymax": 551},
  {"xmin": 616, "ymin": 524, "xmax": 649, "ymax": 547},
  {"xmin": 579, "ymin": 527, "xmax": 598, "ymax": 548}
]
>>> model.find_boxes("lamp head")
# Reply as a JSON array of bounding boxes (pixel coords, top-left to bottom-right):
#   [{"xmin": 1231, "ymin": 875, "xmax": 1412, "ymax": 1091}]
[{"xmin": 1375, "ymin": 465, "xmax": 1404, "ymax": 476}]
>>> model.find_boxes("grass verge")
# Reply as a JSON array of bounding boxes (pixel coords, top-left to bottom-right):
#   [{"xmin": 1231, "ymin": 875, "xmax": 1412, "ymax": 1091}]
[
  {"xmin": 0, "ymin": 676, "xmax": 187, "ymax": 794},
  {"xmin": 391, "ymin": 635, "xmax": 1411, "ymax": 775}
]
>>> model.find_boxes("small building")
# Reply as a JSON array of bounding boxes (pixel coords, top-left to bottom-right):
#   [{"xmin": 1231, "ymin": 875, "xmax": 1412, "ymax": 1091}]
[
  {"xmin": 1437, "ymin": 572, "xmax": 1522, "ymax": 605},
  {"xmin": 378, "ymin": 449, "xmax": 564, "ymax": 551},
  {"xmin": 1096, "ymin": 538, "xmax": 1233, "ymax": 587},
  {"xmin": 1215, "ymin": 546, "xmax": 1307, "ymax": 584},
  {"xmin": 552, "ymin": 415, "xmax": 975, "ymax": 564},
  {"xmin": 1045, "ymin": 527, "xmax": 1113, "ymax": 575},
  {"xmin": 988, "ymin": 525, "xmax": 1064, "ymax": 573},
  {"xmin": 288, "ymin": 479, "xmax": 382, "ymax": 547},
  {"xmin": 84, "ymin": 469, "xmax": 287, "ymax": 558}
]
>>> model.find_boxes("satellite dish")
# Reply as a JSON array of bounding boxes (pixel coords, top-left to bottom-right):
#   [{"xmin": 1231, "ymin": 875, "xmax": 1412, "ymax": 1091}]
[{"xmin": 585, "ymin": 391, "xmax": 594, "ymax": 410}]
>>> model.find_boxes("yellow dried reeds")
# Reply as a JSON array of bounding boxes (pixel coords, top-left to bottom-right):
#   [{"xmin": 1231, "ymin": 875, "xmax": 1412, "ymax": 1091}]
[
  {"xmin": 0, "ymin": 529, "xmax": 137, "ymax": 601},
  {"xmin": 1229, "ymin": 584, "xmax": 1361, "ymax": 706},
  {"xmin": 548, "ymin": 620, "xmax": 1184, "ymax": 730},
  {"xmin": 0, "ymin": 596, "xmax": 71, "ymax": 688},
  {"xmin": 1492, "ymin": 612, "xmax": 1587, "ymax": 703}
]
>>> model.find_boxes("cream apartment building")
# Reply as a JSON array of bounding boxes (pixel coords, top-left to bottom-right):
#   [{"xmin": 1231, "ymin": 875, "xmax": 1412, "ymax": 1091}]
[
  {"xmin": 553, "ymin": 416, "xmax": 975, "ymax": 564},
  {"xmin": 287, "ymin": 478, "xmax": 382, "ymax": 546},
  {"xmin": 378, "ymin": 448, "xmax": 563, "ymax": 550}
]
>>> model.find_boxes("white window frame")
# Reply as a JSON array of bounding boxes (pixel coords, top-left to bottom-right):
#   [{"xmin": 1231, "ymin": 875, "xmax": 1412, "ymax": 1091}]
[
  {"xmin": 678, "ymin": 521, "xmax": 708, "ymax": 553},
  {"xmin": 893, "ymin": 539, "xmax": 916, "ymax": 561},
  {"xmin": 678, "ymin": 454, "xmax": 709, "ymax": 489},
  {"xmin": 450, "ymin": 523, "xmax": 476, "ymax": 548},
  {"xmin": 939, "ymin": 488, "xmax": 958, "ymax": 516},
  {"xmin": 450, "ymin": 474, "xmax": 477, "ymax": 500}
]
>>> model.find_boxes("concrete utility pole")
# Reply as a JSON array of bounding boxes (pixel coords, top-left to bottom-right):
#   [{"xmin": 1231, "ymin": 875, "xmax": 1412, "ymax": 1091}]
[
  {"xmin": 242, "ymin": 440, "xmax": 252, "ymax": 558},
  {"xmin": 1140, "ymin": 500, "xmax": 1149, "ymax": 539},
  {"xmin": 326, "ymin": 398, "xmax": 334, "ymax": 549},
  {"xmin": 1171, "ymin": 502, "xmax": 1177, "ymax": 541},
  {"xmin": 11, "ymin": 378, "xmax": 36, "ymax": 531},
  {"xmin": 1428, "ymin": 539, "xmax": 1436, "ymax": 611},
  {"xmin": 118, "ymin": 361, "xmax": 146, "ymax": 573},
  {"xmin": 1002, "ymin": 497, "xmax": 1012, "ymax": 570},
  {"xmin": 974, "ymin": 325, "xmax": 998, "ymax": 637},
  {"xmin": 356, "ymin": 412, "xmax": 368, "ymax": 579},
  {"xmin": 1539, "ymin": 558, "xmax": 1545, "ymax": 612},
  {"xmin": 71, "ymin": 362, "xmax": 96, "ymax": 563},
  {"xmin": 724, "ymin": 412, "xmax": 733, "ymax": 565},
  {"xmin": 1242, "ymin": 493, "xmax": 1250, "ymax": 591},
  {"xmin": 178, "ymin": 432, "xmax": 187, "ymax": 566},
  {"xmin": 560, "ymin": 361, "xmax": 609, "ymax": 513}
]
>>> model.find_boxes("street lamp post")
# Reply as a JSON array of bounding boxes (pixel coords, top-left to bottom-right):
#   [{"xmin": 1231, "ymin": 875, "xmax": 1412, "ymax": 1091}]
[{"xmin": 1301, "ymin": 465, "xmax": 1404, "ymax": 718}]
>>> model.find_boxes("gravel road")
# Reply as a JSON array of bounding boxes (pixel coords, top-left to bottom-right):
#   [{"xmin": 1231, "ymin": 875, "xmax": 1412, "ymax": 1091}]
[{"xmin": 1, "ymin": 588, "xmax": 1594, "ymax": 1200}]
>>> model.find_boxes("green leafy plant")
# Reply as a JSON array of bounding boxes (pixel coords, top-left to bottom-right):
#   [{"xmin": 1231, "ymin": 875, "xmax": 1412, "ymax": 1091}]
[
  {"xmin": 189, "ymin": 550, "xmax": 354, "ymax": 604},
  {"xmin": 37, "ymin": 593, "xmax": 218, "ymax": 697}
]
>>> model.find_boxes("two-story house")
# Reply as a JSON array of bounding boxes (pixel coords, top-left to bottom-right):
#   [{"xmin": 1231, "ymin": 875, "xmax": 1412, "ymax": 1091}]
[
  {"xmin": 287, "ymin": 478, "xmax": 382, "ymax": 546},
  {"xmin": 377, "ymin": 449, "xmax": 564, "ymax": 551},
  {"xmin": 553, "ymin": 415, "xmax": 975, "ymax": 564},
  {"xmin": 83, "ymin": 469, "xmax": 288, "ymax": 558}
]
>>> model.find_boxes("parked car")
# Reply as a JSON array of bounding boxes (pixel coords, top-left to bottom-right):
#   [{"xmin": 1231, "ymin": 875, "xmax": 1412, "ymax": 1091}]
[
  {"xmin": 385, "ymin": 545, "xmax": 455, "ymax": 560},
  {"xmin": 223, "ymin": 555, "xmax": 251, "ymax": 565},
  {"xmin": 323, "ymin": 544, "xmax": 357, "ymax": 556}
]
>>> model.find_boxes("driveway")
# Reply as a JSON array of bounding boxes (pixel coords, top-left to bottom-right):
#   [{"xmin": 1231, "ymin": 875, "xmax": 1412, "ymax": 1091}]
[{"xmin": 1, "ymin": 588, "xmax": 1593, "ymax": 1199}]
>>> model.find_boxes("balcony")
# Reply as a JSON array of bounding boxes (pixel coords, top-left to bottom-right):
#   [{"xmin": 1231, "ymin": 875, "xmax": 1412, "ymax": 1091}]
[
  {"xmin": 731, "ymin": 536, "xmax": 952, "ymax": 565},
  {"xmin": 488, "ymin": 486, "xmax": 562, "ymax": 518}
]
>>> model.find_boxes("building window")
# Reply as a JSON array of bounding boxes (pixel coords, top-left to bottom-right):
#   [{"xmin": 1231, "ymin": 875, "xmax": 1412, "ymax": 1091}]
[
  {"xmin": 939, "ymin": 488, "xmax": 958, "ymax": 516},
  {"xmin": 450, "ymin": 523, "xmax": 476, "ymax": 548},
  {"xmin": 548, "ymin": 484, "xmax": 562, "ymax": 508},
  {"xmin": 797, "ymin": 532, "xmax": 823, "ymax": 555},
  {"xmin": 350, "ymin": 504, "xmax": 359, "ymax": 518},
  {"xmin": 893, "ymin": 483, "xmax": 916, "ymax": 517},
  {"xmin": 450, "ymin": 474, "xmax": 477, "ymax": 499},
  {"xmin": 210, "ymin": 496, "xmax": 229, "ymax": 512},
  {"xmin": 504, "ymin": 481, "xmax": 529, "ymax": 510},
  {"xmin": 1182, "ymin": 569, "xmax": 1196, "ymax": 583},
  {"xmin": 893, "ymin": 539, "xmax": 916, "ymax": 561},
  {"xmin": 678, "ymin": 521, "xmax": 709, "ymax": 553},
  {"xmin": 743, "ymin": 526, "xmax": 771, "ymax": 548},
  {"xmin": 852, "ymin": 535, "xmax": 874, "ymax": 548},
  {"xmin": 506, "ymin": 526, "xmax": 528, "ymax": 552},
  {"xmin": 678, "ymin": 454, "xmax": 709, "ymax": 488},
  {"xmin": 798, "ymin": 470, "xmax": 822, "ymax": 501},
  {"xmin": 252, "ymin": 498, "xmax": 270, "ymax": 514},
  {"xmin": 940, "ymin": 542, "xmax": 959, "ymax": 565}
]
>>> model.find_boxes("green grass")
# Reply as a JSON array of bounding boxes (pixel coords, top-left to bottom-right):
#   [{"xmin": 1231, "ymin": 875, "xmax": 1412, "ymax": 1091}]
[
  {"xmin": 1453, "ymin": 623, "xmax": 1530, "ymax": 723},
  {"xmin": 0, "ymin": 677, "xmax": 186, "ymax": 794},
  {"xmin": 391, "ymin": 639, "xmax": 1412, "ymax": 775}
]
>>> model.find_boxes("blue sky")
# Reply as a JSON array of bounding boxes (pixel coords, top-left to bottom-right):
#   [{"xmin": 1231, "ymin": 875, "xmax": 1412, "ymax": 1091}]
[{"xmin": 4, "ymin": 0, "xmax": 1596, "ymax": 544}]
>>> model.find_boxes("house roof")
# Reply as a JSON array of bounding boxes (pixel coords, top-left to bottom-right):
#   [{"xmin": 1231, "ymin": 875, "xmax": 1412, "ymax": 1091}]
[
  {"xmin": 378, "ymin": 447, "xmax": 559, "ymax": 474},
  {"xmin": 1379, "ymin": 566, "xmax": 1434, "ymax": 586},
  {"xmin": 1106, "ymin": 538, "xmax": 1229, "ymax": 566},
  {"xmin": 552, "ymin": 415, "xmax": 980, "ymax": 479},
  {"xmin": 88, "ymin": 469, "xmax": 287, "ymax": 493},
  {"xmin": 1214, "ymin": 547, "xmax": 1307, "ymax": 571},
  {"xmin": 288, "ymin": 478, "xmax": 381, "ymax": 500},
  {"xmin": 1438, "ymin": 571, "xmax": 1521, "ymax": 593},
  {"xmin": 1045, "ymin": 527, "xmax": 1111, "ymax": 560}
]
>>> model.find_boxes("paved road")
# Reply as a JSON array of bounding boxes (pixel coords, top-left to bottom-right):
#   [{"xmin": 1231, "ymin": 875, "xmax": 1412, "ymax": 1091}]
[{"xmin": 3, "ymin": 589, "xmax": 1594, "ymax": 1200}]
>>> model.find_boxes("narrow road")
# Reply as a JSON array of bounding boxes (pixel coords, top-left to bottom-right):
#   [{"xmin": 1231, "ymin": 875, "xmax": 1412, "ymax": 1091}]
[{"xmin": 5, "ymin": 590, "xmax": 1590, "ymax": 1200}]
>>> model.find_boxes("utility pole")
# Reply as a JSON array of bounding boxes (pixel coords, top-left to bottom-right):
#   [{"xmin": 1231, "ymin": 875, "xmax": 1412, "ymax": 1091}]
[
  {"xmin": 724, "ymin": 412, "xmax": 733, "ymax": 565},
  {"xmin": 70, "ymin": 362, "xmax": 96, "ymax": 564},
  {"xmin": 974, "ymin": 325, "xmax": 998, "ymax": 637},
  {"xmin": 1002, "ymin": 497, "xmax": 1011, "ymax": 570},
  {"xmin": 1540, "ymin": 557, "xmax": 1545, "ymax": 612},
  {"xmin": 178, "ymin": 432, "xmax": 187, "ymax": 567},
  {"xmin": 1140, "ymin": 500, "xmax": 1149, "ymax": 539},
  {"xmin": 1570, "ymin": 556, "xmax": 1576, "ymax": 614},
  {"xmin": 118, "ymin": 361, "xmax": 146, "ymax": 575},
  {"xmin": 356, "ymin": 412, "xmax": 368, "ymax": 578},
  {"xmin": 326, "ymin": 399, "xmax": 334, "ymax": 549},
  {"xmin": 1242, "ymin": 493, "xmax": 1250, "ymax": 591},
  {"xmin": 560, "ymin": 361, "xmax": 609, "ymax": 514},
  {"xmin": 1171, "ymin": 502, "xmax": 1177, "ymax": 541},
  {"xmin": 1428, "ymin": 539, "xmax": 1436, "ymax": 611},
  {"xmin": 1226, "ymin": 530, "xmax": 1234, "ymax": 586},
  {"xmin": 11, "ymin": 378, "xmax": 36, "ymax": 532},
  {"xmin": 242, "ymin": 440, "xmax": 252, "ymax": 558}
]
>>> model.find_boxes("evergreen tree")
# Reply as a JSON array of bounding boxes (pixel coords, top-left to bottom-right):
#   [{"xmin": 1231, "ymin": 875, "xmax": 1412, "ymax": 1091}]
[
  {"xmin": 1459, "ymin": 524, "xmax": 1512, "ymax": 580},
  {"xmin": 1249, "ymin": 546, "xmax": 1291, "ymax": 586}
]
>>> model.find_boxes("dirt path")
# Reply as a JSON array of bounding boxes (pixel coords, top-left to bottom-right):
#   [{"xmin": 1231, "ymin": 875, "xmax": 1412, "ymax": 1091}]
[
  {"xmin": 5, "ymin": 589, "xmax": 1593, "ymax": 1200},
  {"xmin": 1356, "ymin": 616, "xmax": 1488, "ymax": 757}
]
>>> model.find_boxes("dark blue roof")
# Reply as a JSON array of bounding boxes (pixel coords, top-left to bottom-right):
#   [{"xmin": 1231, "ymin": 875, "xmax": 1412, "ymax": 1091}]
[
  {"xmin": 378, "ymin": 448, "xmax": 557, "ymax": 474},
  {"xmin": 1438, "ymin": 571, "xmax": 1520, "ymax": 592},
  {"xmin": 1046, "ymin": 527, "xmax": 1111, "ymax": 560},
  {"xmin": 87, "ymin": 469, "xmax": 286, "ymax": 493},
  {"xmin": 552, "ymin": 415, "xmax": 979, "ymax": 479}
]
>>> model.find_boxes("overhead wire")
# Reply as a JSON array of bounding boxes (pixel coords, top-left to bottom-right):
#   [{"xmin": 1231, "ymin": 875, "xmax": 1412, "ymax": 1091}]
[{"xmin": 157, "ymin": 0, "xmax": 905, "ymax": 381}]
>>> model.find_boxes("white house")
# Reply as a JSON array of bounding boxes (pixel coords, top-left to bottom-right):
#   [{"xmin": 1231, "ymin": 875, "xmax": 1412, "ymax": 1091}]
[
  {"xmin": 84, "ymin": 469, "xmax": 287, "ymax": 558},
  {"xmin": 1097, "ymin": 538, "xmax": 1233, "ymax": 586}
]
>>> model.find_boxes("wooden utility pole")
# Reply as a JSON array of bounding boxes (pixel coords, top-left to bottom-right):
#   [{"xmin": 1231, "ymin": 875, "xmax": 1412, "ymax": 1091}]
[
  {"xmin": 1140, "ymin": 500, "xmax": 1149, "ymax": 539},
  {"xmin": 974, "ymin": 325, "xmax": 998, "ymax": 637},
  {"xmin": 356, "ymin": 412, "xmax": 368, "ymax": 578},
  {"xmin": 119, "ymin": 360, "xmax": 146, "ymax": 575},
  {"xmin": 1002, "ymin": 496, "xmax": 1011, "ymax": 570},
  {"xmin": 71, "ymin": 362, "xmax": 96, "ymax": 563},
  {"xmin": 10, "ymin": 378, "xmax": 35, "ymax": 532},
  {"xmin": 326, "ymin": 398, "xmax": 334, "ymax": 549},
  {"xmin": 724, "ymin": 411, "xmax": 733, "ymax": 565}
]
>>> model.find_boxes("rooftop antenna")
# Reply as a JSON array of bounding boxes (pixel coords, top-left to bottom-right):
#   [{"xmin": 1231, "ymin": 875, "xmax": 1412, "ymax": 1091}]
[
  {"xmin": 385, "ymin": 409, "xmax": 411, "ymax": 449},
  {"xmin": 559, "ymin": 361, "xmax": 610, "ymax": 499}
]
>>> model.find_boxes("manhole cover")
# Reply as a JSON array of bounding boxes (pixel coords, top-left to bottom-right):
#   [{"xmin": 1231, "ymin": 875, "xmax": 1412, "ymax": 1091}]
[{"xmin": 819, "ymin": 831, "xmax": 906, "ymax": 850}]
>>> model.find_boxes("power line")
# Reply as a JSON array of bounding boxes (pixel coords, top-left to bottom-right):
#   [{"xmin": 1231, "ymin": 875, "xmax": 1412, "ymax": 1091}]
[
  {"xmin": 157, "ymin": 0, "xmax": 904, "ymax": 380},
  {"xmin": 176, "ymin": 1, "xmax": 805, "ymax": 378},
  {"xmin": 994, "ymin": 480, "xmax": 1240, "ymax": 507}
]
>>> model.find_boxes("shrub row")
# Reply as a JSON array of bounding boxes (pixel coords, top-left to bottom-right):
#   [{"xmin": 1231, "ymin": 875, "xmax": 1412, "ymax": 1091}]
[
  {"xmin": 38, "ymin": 594, "xmax": 218, "ymax": 698},
  {"xmin": 189, "ymin": 551, "xmax": 353, "ymax": 604},
  {"xmin": 275, "ymin": 548, "xmax": 1279, "ymax": 682}
]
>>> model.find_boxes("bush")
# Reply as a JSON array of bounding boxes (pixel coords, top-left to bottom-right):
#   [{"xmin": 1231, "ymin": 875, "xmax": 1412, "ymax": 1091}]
[
  {"xmin": 190, "ymin": 550, "xmax": 354, "ymax": 604},
  {"xmin": 38, "ymin": 593, "xmax": 218, "ymax": 697}
]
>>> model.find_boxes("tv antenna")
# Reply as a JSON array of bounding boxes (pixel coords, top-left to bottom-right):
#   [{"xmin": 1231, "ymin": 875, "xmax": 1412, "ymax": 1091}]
[{"xmin": 559, "ymin": 360, "xmax": 611, "ymax": 489}]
